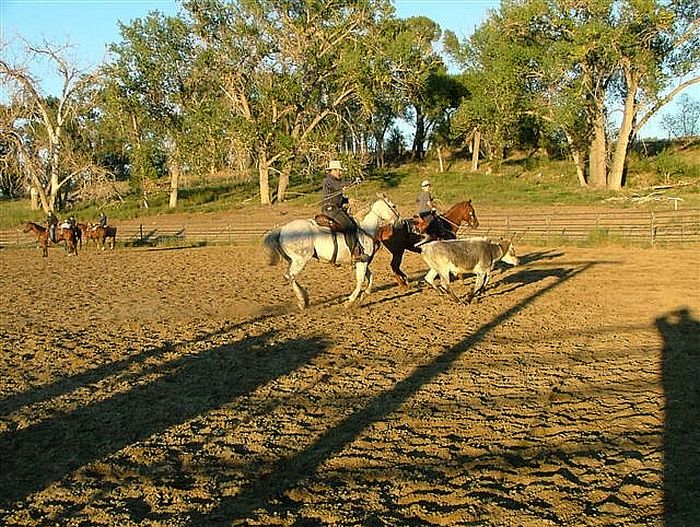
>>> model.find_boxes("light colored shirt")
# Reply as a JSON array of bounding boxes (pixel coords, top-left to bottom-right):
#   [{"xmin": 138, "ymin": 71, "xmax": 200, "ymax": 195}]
[{"xmin": 416, "ymin": 190, "xmax": 433, "ymax": 214}]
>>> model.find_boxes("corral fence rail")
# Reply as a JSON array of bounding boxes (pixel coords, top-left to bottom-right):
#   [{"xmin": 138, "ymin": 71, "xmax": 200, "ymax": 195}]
[
  {"xmin": 461, "ymin": 208, "xmax": 700, "ymax": 245},
  {"xmin": 2, "ymin": 208, "xmax": 700, "ymax": 249}
]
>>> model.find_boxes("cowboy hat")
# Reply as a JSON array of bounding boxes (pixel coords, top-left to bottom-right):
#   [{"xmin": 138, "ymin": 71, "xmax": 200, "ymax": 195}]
[
  {"xmin": 421, "ymin": 179, "xmax": 430, "ymax": 187},
  {"xmin": 327, "ymin": 160, "xmax": 344, "ymax": 171}
]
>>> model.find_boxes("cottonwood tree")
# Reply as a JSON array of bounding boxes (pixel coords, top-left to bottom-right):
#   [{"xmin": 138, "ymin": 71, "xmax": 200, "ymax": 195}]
[
  {"xmin": 384, "ymin": 16, "xmax": 446, "ymax": 160},
  {"xmin": 0, "ymin": 39, "xmax": 98, "ymax": 211},
  {"xmin": 446, "ymin": 0, "xmax": 700, "ymax": 189},
  {"xmin": 103, "ymin": 12, "xmax": 207, "ymax": 208},
  {"xmin": 185, "ymin": 0, "xmax": 395, "ymax": 204},
  {"xmin": 0, "ymin": 101, "xmax": 34, "ymax": 199},
  {"xmin": 444, "ymin": 21, "xmax": 531, "ymax": 173}
]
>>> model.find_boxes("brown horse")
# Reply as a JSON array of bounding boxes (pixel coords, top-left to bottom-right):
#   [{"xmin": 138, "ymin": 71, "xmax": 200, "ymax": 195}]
[
  {"xmin": 23, "ymin": 221, "xmax": 78, "ymax": 257},
  {"xmin": 379, "ymin": 200, "xmax": 479, "ymax": 289},
  {"xmin": 82, "ymin": 222, "xmax": 117, "ymax": 250}
]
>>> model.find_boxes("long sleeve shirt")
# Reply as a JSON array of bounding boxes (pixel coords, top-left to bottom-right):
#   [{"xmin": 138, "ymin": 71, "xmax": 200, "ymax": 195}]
[
  {"xmin": 416, "ymin": 190, "xmax": 434, "ymax": 214},
  {"xmin": 322, "ymin": 174, "xmax": 352, "ymax": 208}
]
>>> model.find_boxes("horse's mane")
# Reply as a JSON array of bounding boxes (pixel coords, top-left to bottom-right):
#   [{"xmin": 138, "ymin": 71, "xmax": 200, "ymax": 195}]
[{"xmin": 445, "ymin": 200, "xmax": 471, "ymax": 213}]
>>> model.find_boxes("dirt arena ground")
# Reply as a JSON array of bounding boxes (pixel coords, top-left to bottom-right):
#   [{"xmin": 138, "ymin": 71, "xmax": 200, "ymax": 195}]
[{"xmin": 1, "ymin": 232, "xmax": 698, "ymax": 526}]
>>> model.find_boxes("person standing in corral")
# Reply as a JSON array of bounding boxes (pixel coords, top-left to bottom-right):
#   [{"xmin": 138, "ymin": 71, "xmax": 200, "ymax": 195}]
[{"xmin": 46, "ymin": 211, "xmax": 58, "ymax": 243}]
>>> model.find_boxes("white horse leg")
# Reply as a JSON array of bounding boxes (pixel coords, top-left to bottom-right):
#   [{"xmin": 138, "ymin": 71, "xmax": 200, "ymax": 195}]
[
  {"xmin": 360, "ymin": 267, "xmax": 374, "ymax": 300},
  {"xmin": 291, "ymin": 280, "xmax": 309, "ymax": 309},
  {"xmin": 287, "ymin": 256, "xmax": 310, "ymax": 309},
  {"xmin": 346, "ymin": 262, "xmax": 368, "ymax": 306}
]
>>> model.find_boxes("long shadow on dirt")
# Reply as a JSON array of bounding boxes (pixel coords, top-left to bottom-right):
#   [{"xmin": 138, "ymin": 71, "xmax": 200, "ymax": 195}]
[
  {"xmin": 188, "ymin": 262, "xmax": 597, "ymax": 525},
  {"xmin": 0, "ymin": 331, "xmax": 327, "ymax": 508},
  {"xmin": 657, "ymin": 307, "xmax": 700, "ymax": 526},
  {"xmin": 0, "ymin": 310, "xmax": 287, "ymax": 419}
]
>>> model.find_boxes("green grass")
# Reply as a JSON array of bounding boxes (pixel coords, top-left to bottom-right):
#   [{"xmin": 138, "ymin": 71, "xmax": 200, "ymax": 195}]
[{"xmin": 2, "ymin": 145, "xmax": 698, "ymax": 230}]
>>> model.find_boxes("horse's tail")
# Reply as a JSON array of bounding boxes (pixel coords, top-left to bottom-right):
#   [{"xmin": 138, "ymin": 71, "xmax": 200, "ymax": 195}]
[{"xmin": 263, "ymin": 227, "xmax": 284, "ymax": 266}]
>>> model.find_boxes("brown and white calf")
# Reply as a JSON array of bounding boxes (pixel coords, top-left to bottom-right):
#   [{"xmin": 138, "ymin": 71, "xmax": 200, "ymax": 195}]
[{"xmin": 421, "ymin": 237, "xmax": 519, "ymax": 303}]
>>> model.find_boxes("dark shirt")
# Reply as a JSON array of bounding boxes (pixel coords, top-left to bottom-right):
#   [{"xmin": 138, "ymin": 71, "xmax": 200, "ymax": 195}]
[{"xmin": 322, "ymin": 174, "xmax": 352, "ymax": 209}]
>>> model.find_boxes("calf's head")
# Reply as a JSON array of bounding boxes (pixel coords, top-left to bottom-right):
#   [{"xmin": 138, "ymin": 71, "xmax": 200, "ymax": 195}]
[{"xmin": 499, "ymin": 239, "xmax": 519, "ymax": 266}]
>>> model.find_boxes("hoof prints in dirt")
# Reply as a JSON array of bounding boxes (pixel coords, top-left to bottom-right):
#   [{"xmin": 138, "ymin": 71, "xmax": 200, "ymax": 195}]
[{"xmin": 1, "ymin": 244, "xmax": 699, "ymax": 526}]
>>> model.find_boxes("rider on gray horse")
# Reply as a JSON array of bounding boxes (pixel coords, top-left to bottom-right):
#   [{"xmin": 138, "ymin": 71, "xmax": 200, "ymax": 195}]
[{"xmin": 321, "ymin": 160, "xmax": 368, "ymax": 263}]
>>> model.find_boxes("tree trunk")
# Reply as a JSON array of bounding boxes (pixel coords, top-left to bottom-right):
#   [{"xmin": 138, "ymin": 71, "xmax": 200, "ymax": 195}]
[
  {"xmin": 471, "ymin": 130, "xmax": 481, "ymax": 172},
  {"xmin": 564, "ymin": 131, "xmax": 587, "ymax": 187},
  {"xmin": 30, "ymin": 186, "xmax": 39, "ymax": 210},
  {"xmin": 169, "ymin": 164, "xmax": 180, "ymax": 208},
  {"xmin": 258, "ymin": 148, "xmax": 271, "ymax": 205},
  {"xmin": 436, "ymin": 145, "xmax": 444, "ymax": 173},
  {"xmin": 412, "ymin": 109, "xmax": 426, "ymax": 160},
  {"xmin": 48, "ymin": 142, "xmax": 60, "ymax": 211},
  {"xmin": 30, "ymin": 174, "xmax": 51, "ymax": 213},
  {"xmin": 277, "ymin": 163, "xmax": 291, "ymax": 203},
  {"xmin": 609, "ymin": 73, "xmax": 638, "ymax": 191},
  {"xmin": 588, "ymin": 109, "xmax": 607, "ymax": 188}
]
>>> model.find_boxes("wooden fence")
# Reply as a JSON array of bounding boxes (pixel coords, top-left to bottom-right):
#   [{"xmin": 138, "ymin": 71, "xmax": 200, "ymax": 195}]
[{"xmin": 3, "ymin": 207, "xmax": 700, "ymax": 249}]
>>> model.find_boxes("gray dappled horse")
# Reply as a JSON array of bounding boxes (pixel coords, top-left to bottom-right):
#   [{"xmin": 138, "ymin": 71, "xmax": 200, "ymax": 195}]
[{"xmin": 263, "ymin": 194, "xmax": 400, "ymax": 309}]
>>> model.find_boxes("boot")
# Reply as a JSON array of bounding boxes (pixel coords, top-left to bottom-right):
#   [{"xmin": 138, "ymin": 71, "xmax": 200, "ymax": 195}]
[{"xmin": 352, "ymin": 243, "xmax": 370, "ymax": 263}]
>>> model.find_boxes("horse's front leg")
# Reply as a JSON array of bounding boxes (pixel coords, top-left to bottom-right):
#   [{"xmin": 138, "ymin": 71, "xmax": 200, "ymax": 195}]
[
  {"xmin": 360, "ymin": 266, "xmax": 374, "ymax": 301},
  {"xmin": 346, "ymin": 262, "xmax": 369, "ymax": 307},
  {"xmin": 390, "ymin": 249, "xmax": 409, "ymax": 289}
]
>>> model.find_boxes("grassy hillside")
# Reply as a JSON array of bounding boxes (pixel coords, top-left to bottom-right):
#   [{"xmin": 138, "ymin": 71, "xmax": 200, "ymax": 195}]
[{"xmin": 1, "ymin": 141, "xmax": 698, "ymax": 230}]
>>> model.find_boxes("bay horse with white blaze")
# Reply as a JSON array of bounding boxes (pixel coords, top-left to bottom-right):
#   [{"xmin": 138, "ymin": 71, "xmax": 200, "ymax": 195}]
[
  {"xmin": 263, "ymin": 194, "xmax": 401, "ymax": 309},
  {"xmin": 378, "ymin": 200, "xmax": 479, "ymax": 289},
  {"xmin": 23, "ymin": 221, "xmax": 78, "ymax": 257}
]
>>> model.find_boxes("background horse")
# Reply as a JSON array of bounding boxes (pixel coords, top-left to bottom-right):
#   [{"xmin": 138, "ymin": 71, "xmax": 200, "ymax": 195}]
[
  {"xmin": 263, "ymin": 194, "xmax": 400, "ymax": 309},
  {"xmin": 379, "ymin": 199, "xmax": 479, "ymax": 289},
  {"xmin": 23, "ymin": 221, "xmax": 78, "ymax": 257},
  {"xmin": 82, "ymin": 223, "xmax": 118, "ymax": 250}
]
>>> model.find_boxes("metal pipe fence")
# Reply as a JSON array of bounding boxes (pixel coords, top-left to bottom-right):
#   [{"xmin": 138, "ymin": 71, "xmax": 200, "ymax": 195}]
[{"xmin": 3, "ymin": 208, "xmax": 700, "ymax": 249}]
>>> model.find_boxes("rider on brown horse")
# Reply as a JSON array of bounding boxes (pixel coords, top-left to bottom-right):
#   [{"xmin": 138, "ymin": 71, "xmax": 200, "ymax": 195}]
[
  {"xmin": 415, "ymin": 180, "xmax": 452, "ymax": 242},
  {"xmin": 96, "ymin": 211, "xmax": 107, "ymax": 229}
]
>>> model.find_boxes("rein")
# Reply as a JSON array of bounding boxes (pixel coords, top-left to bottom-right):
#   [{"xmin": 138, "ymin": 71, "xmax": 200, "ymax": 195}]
[{"xmin": 312, "ymin": 179, "xmax": 363, "ymax": 207}]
